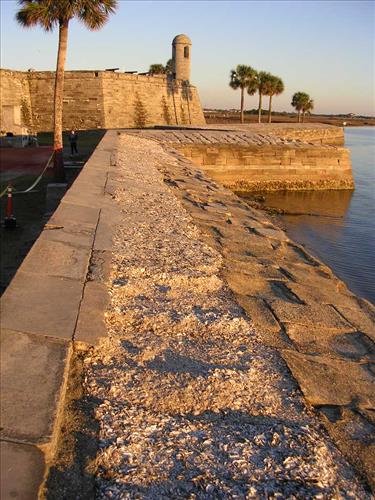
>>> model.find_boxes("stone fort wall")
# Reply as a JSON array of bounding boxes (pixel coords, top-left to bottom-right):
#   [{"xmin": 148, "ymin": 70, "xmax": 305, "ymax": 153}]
[{"xmin": 0, "ymin": 68, "xmax": 206, "ymax": 133}]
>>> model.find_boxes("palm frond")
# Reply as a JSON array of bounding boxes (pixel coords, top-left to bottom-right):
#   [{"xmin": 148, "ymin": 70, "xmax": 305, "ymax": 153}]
[
  {"xmin": 16, "ymin": 1, "xmax": 56, "ymax": 31},
  {"xmin": 76, "ymin": 0, "xmax": 118, "ymax": 30}
]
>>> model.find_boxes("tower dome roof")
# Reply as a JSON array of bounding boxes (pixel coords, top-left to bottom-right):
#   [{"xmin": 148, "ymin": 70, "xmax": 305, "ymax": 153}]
[{"xmin": 173, "ymin": 34, "xmax": 191, "ymax": 45}]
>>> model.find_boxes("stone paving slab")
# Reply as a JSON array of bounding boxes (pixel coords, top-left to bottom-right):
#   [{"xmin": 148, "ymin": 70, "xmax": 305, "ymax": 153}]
[
  {"xmin": 41, "ymin": 220, "xmax": 96, "ymax": 249},
  {"xmin": 285, "ymin": 324, "xmax": 375, "ymax": 361},
  {"xmin": 61, "ymin": 189, "xmax": 108, "ymax": 210},
  {"xmin": 334, "ymin": 305, "xmax": 375, "ymax": 342},
  {"xmin": 0, "ymin": 272, "xmax": 83, "ymax": 341},
  {"xmin": 94, "ymin": 207, "xmax": 122, "ymax": 252},
  {"xmin": 0, "ymin": 329, "xmax": 70, "ymax": 444},
  {"xmin": 0, "ymin": 441, "xmax": 45, "ymax": 500},
  {"xmin": 75, "ymin": 281, "xmax": 109, "ymax": 346},
  {"xmin": 20, "ymin": 238, "xmax": 91, "ymax": 282},
  {"xmin": 235, "ymin": 295, "xmax": 281, "ymax": 333},
  {"xmin": 49, "ymin": 201, "xmax": 100, "ymax": 228},
  {"xmin": 282, "ymin": 350, "xmax": 375, "ymax": 408},
  {"xmin": 269, "ymin": 300, "xmax": 353, "ymax": 331}
]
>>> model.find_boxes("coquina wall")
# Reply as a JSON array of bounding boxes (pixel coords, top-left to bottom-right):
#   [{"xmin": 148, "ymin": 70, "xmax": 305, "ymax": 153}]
[
  {"xmin": 0, "ymin": 68, "xmax": 206, "ymax": 134},
  {"xmin": 0, "ymin": 70, "xmax": 33, "ymax": 135},
  {"xmin": 175, "ymin": 143, "xmax": 354, "ymax": 191}
]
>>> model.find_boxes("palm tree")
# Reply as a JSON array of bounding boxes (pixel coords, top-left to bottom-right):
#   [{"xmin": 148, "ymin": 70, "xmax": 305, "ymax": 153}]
[
  {"xmin": 291, "ymin": 92, "xmax": 310, "ymax": 123},
  {"xmin": 302, "ymin": 98, "xmax": 314, "ymax": 122},
  {"xmin": 229, "ymin": 65, "xmax": 258, "ymax": 123},
  {"xmin": 16, "ymin": 0, "xmax": 117, "ymax": 181},
  {"xmin": 256, "ymin": 71, "xmax": 273, "ymax": 123},
  {"xmin": 149, "ymin": 64, "xmax": 166, "ymax": 75},
  {"xmin": 267, "ymin": 75, "xmax": 284, "ymax": 123}
]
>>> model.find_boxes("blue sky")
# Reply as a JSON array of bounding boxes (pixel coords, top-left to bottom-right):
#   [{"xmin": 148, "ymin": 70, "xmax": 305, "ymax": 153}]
[{"xmin": 1, "ymin": 0, "xmax": 374, "ymax": 115}]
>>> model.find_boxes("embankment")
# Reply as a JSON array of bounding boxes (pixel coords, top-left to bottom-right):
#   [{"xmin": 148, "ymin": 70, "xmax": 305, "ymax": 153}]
[
  {"xmin": 0, "ymin": 127, "xmax": 372, "ymax": 497},
  {"xmin": 129, "ymin": 128, "xmax": 353, "ymax": 191}
]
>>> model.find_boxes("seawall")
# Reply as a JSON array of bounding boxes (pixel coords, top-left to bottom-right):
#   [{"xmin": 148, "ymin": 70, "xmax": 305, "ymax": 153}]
[
  {"xmin": 0, "ymin": 128, "xmax": 371, "ymax": 498},
  {"xmin": 205, "ymin": 122, "xmax": 346, "ymax": 145},
  {"xmin": 128, "ymin": 128, "xmax": 354, "ymax": 192}
]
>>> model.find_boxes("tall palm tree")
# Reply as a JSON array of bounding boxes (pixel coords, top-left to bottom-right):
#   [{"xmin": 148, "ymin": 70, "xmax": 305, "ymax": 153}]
[
  {"xmin": 302, "ymin": 98, "xmax": 314, "ymax": 122},
  {"xmin": 267, "ymin": 75, "xmax": 284, "ymax": 123},
  {"xmin": 256, "ymin": 71, "xmax": 273, "ymax": 123},
  {"xmin": 229, "ymin": 65, "xmax": 258, "ymax": 123},
  {"xmin": 291, "ymin": 92, "xmax": 310, "ymax": 123},
  {"xmin": 16, "ymin": 0, "xmax": 117, "ymax": 181}
]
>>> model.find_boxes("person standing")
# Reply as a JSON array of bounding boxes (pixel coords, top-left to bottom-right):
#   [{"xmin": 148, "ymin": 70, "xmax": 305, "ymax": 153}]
[{"xmin": 68, "ymin": 129, "xmax": 78, "ymax": 155}]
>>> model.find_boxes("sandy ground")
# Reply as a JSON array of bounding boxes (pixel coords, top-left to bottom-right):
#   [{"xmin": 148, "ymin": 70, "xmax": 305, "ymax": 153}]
[{"xmin": 83, "ymin": 135, "xmax": 369, "ymax": 498}]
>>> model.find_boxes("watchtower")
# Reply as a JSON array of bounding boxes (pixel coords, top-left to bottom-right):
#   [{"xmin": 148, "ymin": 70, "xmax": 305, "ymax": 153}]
[{"xmin": 172, "ymin": 34, "xmax": 192, "ymax": 82}]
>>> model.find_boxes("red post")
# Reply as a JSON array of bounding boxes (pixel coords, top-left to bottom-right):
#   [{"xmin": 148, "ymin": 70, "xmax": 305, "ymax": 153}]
[
  {"xmin": 6, "ymin": 185, "xmax": 13, "ymax": 218},
  {"xmin": 4, "ymin": 184, "xmax": 16, "ymax": 229}
]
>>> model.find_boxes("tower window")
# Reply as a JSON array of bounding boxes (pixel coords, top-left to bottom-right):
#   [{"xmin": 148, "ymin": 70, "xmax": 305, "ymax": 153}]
[{"xmin": 184, "ymin": 46, "xmax": 189, "ymax": 58}]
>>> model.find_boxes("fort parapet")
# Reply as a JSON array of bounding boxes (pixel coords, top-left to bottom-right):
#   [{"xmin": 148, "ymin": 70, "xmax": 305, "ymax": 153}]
[{"xmin": 0, "ymin": 68, "xmax": 205, "ymax": 133}]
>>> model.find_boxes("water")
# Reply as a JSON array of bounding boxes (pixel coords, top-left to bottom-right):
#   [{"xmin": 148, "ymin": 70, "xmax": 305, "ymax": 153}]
[{"xmin": 261, "ymin": 127, "xmax": 375, "ymax": 304}]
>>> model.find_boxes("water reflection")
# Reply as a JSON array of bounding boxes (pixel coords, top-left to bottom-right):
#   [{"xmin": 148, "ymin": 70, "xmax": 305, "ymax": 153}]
[
  {"xmin": 239, "ymin": 127, "xmax": 375, "ymax": 304},
  {"xmin": 263, "ymin": 189, "xmax": 353, "ymax": 218}
]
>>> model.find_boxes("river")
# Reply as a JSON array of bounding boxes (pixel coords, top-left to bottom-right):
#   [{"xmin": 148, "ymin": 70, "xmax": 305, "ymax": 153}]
[{"xmin": 260, "ymin": 127, "xmax": 375, "ymax": 304}]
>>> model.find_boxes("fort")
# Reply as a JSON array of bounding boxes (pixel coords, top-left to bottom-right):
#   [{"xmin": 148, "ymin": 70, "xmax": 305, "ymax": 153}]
[{"xmin": 0, "ymin": 35, "xmax": 205, "ymax": 134}]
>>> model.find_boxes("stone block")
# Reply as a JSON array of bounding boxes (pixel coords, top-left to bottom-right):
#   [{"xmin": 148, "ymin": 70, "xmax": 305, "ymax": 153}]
[
  {"xmin": 236, "ymin": 295, "xmax": 280, "ymax": 333},
  {"xmin": 285, "ymin": 324, "xmax": 375, "ymax": 361},
  {"xmin": 282, "ymin": 350, "xmax": 375, "ymax": 409},
  {"xmin": 41, "ymin": 221, "xmax": 95, "ymax": 249},
  {"xmin": 286, "ymin": 282, "xmax": 358, "ymax": 309},
  {"xmin": 269, "ymin": 301, "xmax": 352, "ymax": 331},
  {"xmin": 252, "ymin": 226, "xmax": 289, "ymax": 242},
  {"xmin": 0, "ymin": 441, "xmax": 45, "ymax": 500},
  {"xmin": 49, "ymin": 202, "xmax": 100, "ymax": 228},
  {"xmin": 20, "ymin": 239, "xmax": 90, "ymax": 282},
  {"xmin": 0, "ymin": 272, "xmax": 83, "ymax": 340},
  {"xmin": 333, "ymin": 305, "xmax": 375, "ymax": 342},
  {"xmin": 75, "ymin": 281, "xmax": 109, "ymax": 345},
  {"xmin": 223, "ymin": 271, "xmax": 272, "ymax": 297},
  {"xmin": 0, "ymin": 329, "xmax": 70, "ymax": 443}
]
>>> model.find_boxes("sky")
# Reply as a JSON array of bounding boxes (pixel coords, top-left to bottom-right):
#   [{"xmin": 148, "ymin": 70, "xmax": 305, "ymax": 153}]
[{"xmin": 1, "ymin": 0, "xmax": 374, "ymax": 115}]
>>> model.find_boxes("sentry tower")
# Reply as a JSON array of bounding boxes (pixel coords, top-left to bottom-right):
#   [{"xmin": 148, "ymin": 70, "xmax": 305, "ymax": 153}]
[{"xmin": 172, "ymin": 34, "xmax": 192, "ymax": 82}]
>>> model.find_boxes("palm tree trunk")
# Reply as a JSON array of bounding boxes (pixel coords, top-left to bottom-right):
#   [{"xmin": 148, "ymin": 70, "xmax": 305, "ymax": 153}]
[
  {"xmin": 258, "ymin": 93, "xmax": 262, "ymax": 123},
  {"xmin": 53, "ymin": 20, "xmax": 69, "ymax": 182},
  {"xmin": 302, "ymin": 111, "xmax": 305, "ymax": 123},
  {"xmin": 240, "ymin": 87, "xmax": 244, "ymax": 123},
  {"xmin": 297, "ymin": 110, "xmax": 300, "ymax": 123},
  {"xmin": 268, "ymin": 95, "xmax": 273, "ymax": 123}
]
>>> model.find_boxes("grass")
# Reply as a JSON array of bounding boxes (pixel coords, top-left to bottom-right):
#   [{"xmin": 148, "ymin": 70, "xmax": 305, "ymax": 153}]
[{"xmin": 37, "ymin": 129, "xmax": 106, "ymax": 163}]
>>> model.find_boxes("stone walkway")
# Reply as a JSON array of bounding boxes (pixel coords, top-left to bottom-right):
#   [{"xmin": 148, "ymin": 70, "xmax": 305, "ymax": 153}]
[
  {"xmin": 127, "ymin": 128, "xmax": 340, "ymax": 149},
  {"xmin": 83, "ymin": 135, "xmax": 371, "ymax": 497}
]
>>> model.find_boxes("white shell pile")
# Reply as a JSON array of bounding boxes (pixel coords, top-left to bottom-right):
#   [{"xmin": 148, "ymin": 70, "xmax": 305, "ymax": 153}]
[{"xmin": 84, "ymin": 135, "xmax": 368, "ymax": 498}]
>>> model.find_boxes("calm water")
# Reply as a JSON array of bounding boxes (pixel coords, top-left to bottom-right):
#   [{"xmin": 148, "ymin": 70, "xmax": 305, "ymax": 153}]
[{"xmin": 261, "ymin": 127, "xmax": 375, "ymax": 304}]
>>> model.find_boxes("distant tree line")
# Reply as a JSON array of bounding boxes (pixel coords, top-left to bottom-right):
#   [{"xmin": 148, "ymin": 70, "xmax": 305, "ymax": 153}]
[{"xmin": 229, "ymin": 65, "xmax": 314, "ymax": 124}]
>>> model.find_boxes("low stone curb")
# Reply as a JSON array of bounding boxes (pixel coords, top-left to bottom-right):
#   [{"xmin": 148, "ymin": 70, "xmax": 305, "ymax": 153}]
[{"xmin": 0, "ymin": 130, "xmax": 120, "ymax": 499}]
